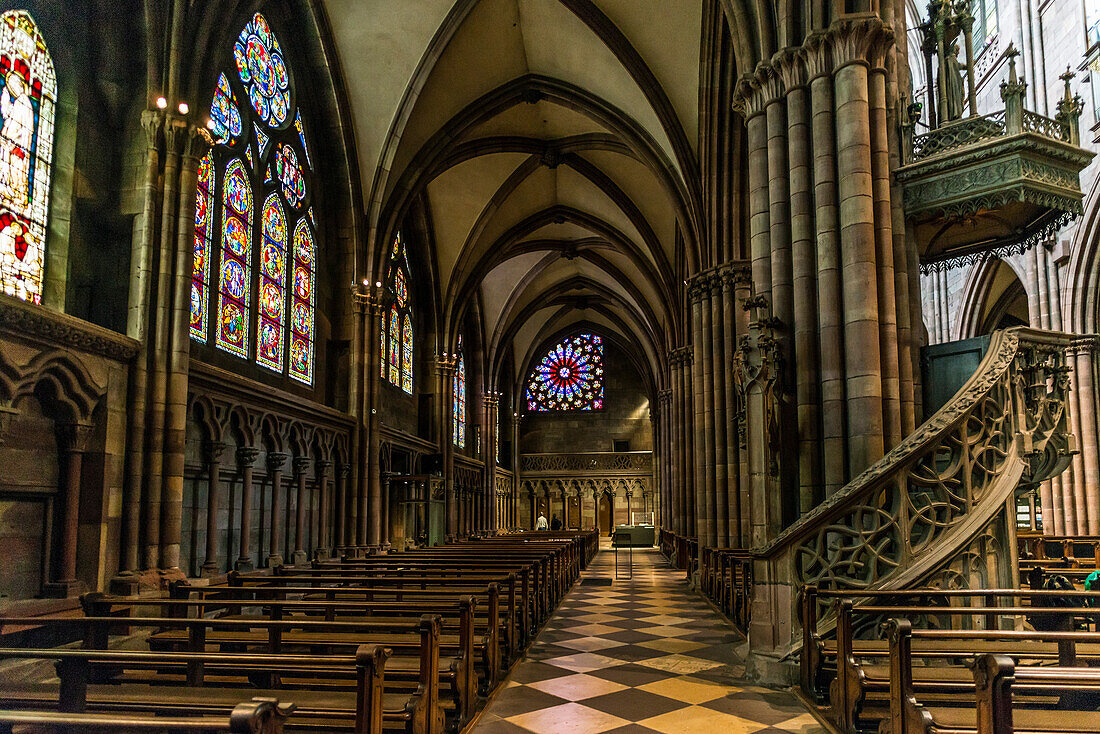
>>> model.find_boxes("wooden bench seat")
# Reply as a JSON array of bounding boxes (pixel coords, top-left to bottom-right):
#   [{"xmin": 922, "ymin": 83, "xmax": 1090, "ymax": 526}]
[
  {"xmin": 0, "ymin": 646, "xmax": 404, "ymax": 733},
  {"xmin": 0, "ymin": 697, "xmax": 291, "ymax": 734},
  {"xmin": 886, "ymin": 624, "xmax": 1100, "ymax": 734},
  {"xmin": 0, "ymin": 628, "xmax": 438, "ymax": 733}
]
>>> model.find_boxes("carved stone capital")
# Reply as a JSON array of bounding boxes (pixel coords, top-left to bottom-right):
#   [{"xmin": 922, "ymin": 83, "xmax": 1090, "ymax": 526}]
[
  {"xmin": 803, "ymin": 32, "xmax": 832, "ymax": 81},
  {"xmin": 57, "ymin": 422, "xmax": 94, "ymax": 454},
  {"xmin": 772, "ymin": 48, "xmax": 807, "ymax": 92},
  {"xmin": 827, "ymin": 15, "xmax": 894, "ymax": 72},
  {"xmin": 267, "ymin": 451, "xmax": 289, "ymax": 472},
  {"xmin": 236, "ymin": 446, "xmax": 260, "ymax": 468},
  {"xmin": 141, "ymin": 109, "xmax": 164, "ymax": 150},
  {"xmin": 204, "ymin": 441, "xmax": 226, "ymax": 464},
  {"xmin": 162, "ymin": 114, "xmax": 189, "ymax": 155}
]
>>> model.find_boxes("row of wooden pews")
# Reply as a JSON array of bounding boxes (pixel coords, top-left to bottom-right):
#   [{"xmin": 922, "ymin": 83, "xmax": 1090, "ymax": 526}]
[
  {"xmin": 1019, "ymin": 533, "xmax": 1100, "ymax": 589},
  {"xmin": 800, "ymin": 585, "xmax": 1100, "ymax": 733},
  {"xmin": 0, "ymin": 531, "xmax": 597, "ymax": 733}
]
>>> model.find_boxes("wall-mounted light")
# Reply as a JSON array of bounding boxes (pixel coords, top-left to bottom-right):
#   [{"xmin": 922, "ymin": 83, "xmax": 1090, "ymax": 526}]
[
  {"xmin": 178, "ymin": 102, "xmax": 190, "ymax": 115},
  {"xmin": 155, "ymin": 96, "xmax": 168, "ymax": 110},
  {"xmin": 375, "ymin": 281, "xmax": 382, "ymax": 288},
  {"xmin": 205, "ymin": 118, "xmax": 216, "ymax": 131}
]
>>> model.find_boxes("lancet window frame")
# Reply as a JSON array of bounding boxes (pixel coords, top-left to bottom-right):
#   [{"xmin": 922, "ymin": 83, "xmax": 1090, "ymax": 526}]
[
  {"xmin": 380, "ymin": 232, "xmax": 414, "ymax": 395},
  {"xmin": 190, "ymin": 12, "xmax": 318, "ymax": 387},
  {"xmin": 0, "ymin": 10, "xmax": 56, "ymax": 306},
  {"xmin": 525, "ymin": 332, "xmax": 605, "ymax": 413}
]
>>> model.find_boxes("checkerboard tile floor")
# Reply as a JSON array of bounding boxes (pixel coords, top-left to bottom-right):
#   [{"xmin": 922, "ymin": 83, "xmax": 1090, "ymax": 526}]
[{"xmin": 472, "ymin": 544, "xmax": 823, "ymax": 734}]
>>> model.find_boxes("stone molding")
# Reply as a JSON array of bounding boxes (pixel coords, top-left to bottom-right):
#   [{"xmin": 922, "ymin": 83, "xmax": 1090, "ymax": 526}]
[{"xmin": 0, "ymin": 294, "xmax": 140, "ymax": 363}]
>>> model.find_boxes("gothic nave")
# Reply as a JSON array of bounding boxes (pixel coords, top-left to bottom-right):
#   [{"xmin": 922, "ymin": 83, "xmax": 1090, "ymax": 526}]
[{"xmin": 0, "ymin": 0, "xmax": 1098, "ymax": 732}]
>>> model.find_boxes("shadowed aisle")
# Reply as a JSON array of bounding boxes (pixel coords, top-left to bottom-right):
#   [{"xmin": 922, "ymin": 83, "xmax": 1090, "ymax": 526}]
[{"xmin": 471, "ymin": 544, "xmax": 824, "ymax": 733}]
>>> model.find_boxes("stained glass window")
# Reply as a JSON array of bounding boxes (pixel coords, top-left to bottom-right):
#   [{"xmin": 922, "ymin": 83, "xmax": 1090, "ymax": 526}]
[
  {"xmin": 191, "ymin": 12, "xmax": 318, "ymax": 386},
  {"xmin": 388, "ymin": 303, "xmax": 400, "ymax": 385},
  {"xmin": 381, "ymin": 233, "xmax": 414, "ymax": 394},
  {"xmin": 401, "ymin": 318, "xmax": 413, "ymax": 393},
  {"xmin": 255, "ymin": 194, "xmax": 286, "ymax": 371},
  {"xmin": 526, "ymin": 333, "xmax": 604, "ymax": 411},
  {"xmin": 0, "ymin": 11, "xmax": 55, "ymax": 305},
  {"xmin": 234, "ymin": 13, "xmax": 289, "ymax": 127},
  {"xmin": 453, "ymin": 336, "xmax": 466, "ymax": 448},
  {"xmin": 216, "ymin": 160, "xmax": 252, "ymax": 357},
  {"xmin": 191, "ymin": 152, "xmax": 214, "ymax": 341},
  {"xmin": 289, "ymin": 219, "xmax": 315, "ymax": 384}
]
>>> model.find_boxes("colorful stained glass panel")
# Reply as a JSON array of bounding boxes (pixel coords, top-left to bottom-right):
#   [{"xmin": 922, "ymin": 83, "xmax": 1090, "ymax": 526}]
[
  {"xmin": 210, "ymin": 73, "xmax": 242, "ymax": 145},
  {"xmin": 215, "ymin": 160, "xmax": 252, "ymax": 357},
  {"xmin": 0, "ymin": 10, "xmax": 56, "ymax": 305},
  {"xmin": 388, "ymin": 306, "xmax": 400, "ymax": 385},
  {"xmin": 453, "ymin": 346, "xmax": 465, "ymax": 448},
  {"xmin": 401, "ymin": 318, "xmax": 413, "ymax": 394},
  {"xmin": 288, "ymin": 219, "xmax": 315, "ymax": 384},
  {"xmin": 275, "ymin": 144, "xmax": 305, "ymax": 207},
  {"xmin": 525, "ymin": 333, "xmax": 604, "ymax": 411},
  {"xmin": 234, "ymin": 13, "xmax": 290, "ymax": 127},
  {"xmin": 191, "ymin": 151, "xmax": 215, "ymax": 341}
]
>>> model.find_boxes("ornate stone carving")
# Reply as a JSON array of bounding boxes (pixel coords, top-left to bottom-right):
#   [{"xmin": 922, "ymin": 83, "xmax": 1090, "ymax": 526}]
[
  {"xmin": 0, "ymin": 295, "xmax": 140, "ymax": 362},
  {"xmin": 758, "ymin": 328, "xmax": 1075, "ymax": 607}
]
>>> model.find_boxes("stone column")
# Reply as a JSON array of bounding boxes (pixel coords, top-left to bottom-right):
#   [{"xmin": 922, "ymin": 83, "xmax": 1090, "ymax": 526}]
[
  {"xmin": 45, "ymin": 422, "xmax": 93, "ymax": 597},
  {"xmin": 709, "ymin": 275, "xmax": 729, "ymax": 545},
  {"xmin": 834, "ymin": 23, "xmax": 886, "ymax": 475},
  {"xmin": 142, "ymin": 116, "xmax": 185, "ymax": 572},
  {"xmin": 366, "ymin": 295, "xmax": 385, "ymax": 551},
  {"xmin": 200, "ymin": 441, "xmax": 226, "ymax": 577},
  {"xmin": 293, "ymin": 457, "xmax": 312, "ymax": 565},
  {"xmin": 722, "ymin": 269, "xmax": 743, "ymax": 545},
  {"xmin": 1075, "ymin": 340, "xmax": 1100, "ymax": 534},
  {"xmin": 780, "ymin": 53, "xmax": 823, "ymax": 511},
  {"xmin": 234, "ymin": 447, "xmax": 260, "ymax": 572},
  {"xmin": 266, "ymin": 452, "xmax": 288, "ymax": 567},
  {"xmin": 315, "ymin": 460, "xmax": 333, "ymax": 558},
  {"xmin": 689, "ymin": 282, "xmax": 710, "ymax": 552},
  {"xmin": 733, "ymin": 267, "xmax": 753, "ymax": 545},
  {"xmin": 118, "ymin": 110, "xmax": 162, "ymax": 586},
  {"xmin": 162, "ymin": 124, "xmax": 210, "ymax": 575},
  {"xmin": 334, "ymin": 464, "xmax": 349, "ymax": 553}
]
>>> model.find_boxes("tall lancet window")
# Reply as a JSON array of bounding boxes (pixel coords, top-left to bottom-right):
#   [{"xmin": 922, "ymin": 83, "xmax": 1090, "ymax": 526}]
[
  {"xmin": 453, "ymin": 336, "xmax": 465, "ymax": 448},
  {"xmin": 190, "ymin": 13, "xmax": 318, "ymax": 385},
  {"xmin": 380, "ymin": 232, "xmax": 414, "ymax": 394},
  {"xmin": 0, "ymin": 11, "xmax": 55, "ymax": 305}
]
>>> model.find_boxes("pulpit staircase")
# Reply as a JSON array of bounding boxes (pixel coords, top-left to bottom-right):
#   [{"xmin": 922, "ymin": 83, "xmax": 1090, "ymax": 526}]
[{"xmin": 747, "ymin": 327, "xmax": 1076, "ymax": 671}]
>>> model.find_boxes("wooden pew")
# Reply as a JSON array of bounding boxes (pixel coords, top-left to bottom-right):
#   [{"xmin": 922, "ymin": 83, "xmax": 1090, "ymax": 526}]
[
  {"xmin": 884, "ymin": 621, "xmax": 1100, "ymax": 734},
  {"xmin": 799, "ymin": 585, "xmax": 1100, "ymax": 703},
  {"xmin": 83, "ymin": 593, "xmax": 482, "ymax": 727},
  {"xmin": 0, "ymin": 697, "xmax": 292, "ymax": 734},
  {"xmin": 0, "ymin": 619, "xmax": 441, "ymax": 734},
  {"xmin": 0, "ymin": 646, "xmax": 395, "ymax": 733},
  {"xmin": 827, "ymin": 600, "xmax": 1100, "ymax": 732}
]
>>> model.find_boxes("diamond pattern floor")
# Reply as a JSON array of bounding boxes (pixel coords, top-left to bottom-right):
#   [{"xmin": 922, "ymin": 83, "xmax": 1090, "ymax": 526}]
[{"xmin": 472, "ymin": 543, "xmax": 823, "ymax": 734}]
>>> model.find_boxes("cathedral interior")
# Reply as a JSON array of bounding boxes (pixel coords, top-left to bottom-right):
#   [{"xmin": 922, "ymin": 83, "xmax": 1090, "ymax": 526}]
[{"xmin": 0, "ymin": 0, "xmax": 1098, "ymax": 731}]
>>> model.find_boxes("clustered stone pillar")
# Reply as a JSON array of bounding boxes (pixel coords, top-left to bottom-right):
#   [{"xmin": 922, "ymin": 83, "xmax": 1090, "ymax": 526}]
[
  {"xmin": 1064, "ymin": 338, "xmax": 1100, "ymax": 535},
  {"xmin": 684, "ymin": 266, "xmax": 748, "ymax": 552},
  {"xmin": 665, "ymin": 347, "xmax": 694, "ymax": 538},
  {"xmin": 334, "ymin": 464, "xmax": 349, "ymax": 554},
  {"xmin": 266, "ymin": 452, "xmax": 288, "ymax": 567},
  {"xmin": 726, "ymin": 17, "xmax": 915, "ymax": 531},
  {"xmin": 200, "ymin": 441, "xmax": 226, "ymax": 577},
  {"xmin": 45, "ymin": 422, "xmax": 93, "ymax": 598},
  {"xmin": 235, "ymin": 447, "xmax": 260, "ymax": 572},
  {"xmin": 315, "ymin": 460, "xmax": 332, "ymax": 558},
  {"xmin": 293, "ymin": 457, "xmax": 311, "ymax": 565}
]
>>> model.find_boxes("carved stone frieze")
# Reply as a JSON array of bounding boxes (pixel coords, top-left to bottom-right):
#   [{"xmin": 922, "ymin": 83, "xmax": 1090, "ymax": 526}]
[{"xmin": 0, "ymin": 295, "xmax": 140, "ymax": 363}]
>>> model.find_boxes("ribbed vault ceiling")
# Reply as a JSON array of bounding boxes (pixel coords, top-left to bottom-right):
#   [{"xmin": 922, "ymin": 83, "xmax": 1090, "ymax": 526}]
[{"xmin": 322, "ymin": 0, "xmax": 705, "ymax": 393}]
